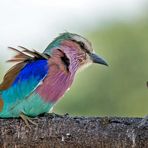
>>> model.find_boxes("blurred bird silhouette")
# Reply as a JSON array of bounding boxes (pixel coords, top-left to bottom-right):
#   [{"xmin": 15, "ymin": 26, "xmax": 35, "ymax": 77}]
[{"xmin": 0, "ymin": 32, "xmax": 108, "ymax": 127}]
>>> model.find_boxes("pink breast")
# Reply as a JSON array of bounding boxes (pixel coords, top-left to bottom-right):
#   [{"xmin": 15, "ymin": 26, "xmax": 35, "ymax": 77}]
[{"xmin": 36, "ymin": 65, "xmax": 74, "ymax": 103}]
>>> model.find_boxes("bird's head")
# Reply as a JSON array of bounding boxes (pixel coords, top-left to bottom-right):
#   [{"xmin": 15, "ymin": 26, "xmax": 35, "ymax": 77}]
[{"xmin": 44, "ymin": 32, "xmax": 108, "ymax": 72}]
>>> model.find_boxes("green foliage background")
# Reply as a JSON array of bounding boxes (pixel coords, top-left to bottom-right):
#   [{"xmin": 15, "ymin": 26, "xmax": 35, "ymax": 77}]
[{"xmin": 1, "ymin": 16, "xmax": 148, "ymax": 117}]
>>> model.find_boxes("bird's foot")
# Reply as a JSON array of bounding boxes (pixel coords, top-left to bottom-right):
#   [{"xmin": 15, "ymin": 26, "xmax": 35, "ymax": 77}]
[
  {"xmin": 20, "ymin": 113, "xmax": 37, "ymax": 129},
  {"xmin": 137, "ymin": 115, "xmax": 148, "ymax": 128}
]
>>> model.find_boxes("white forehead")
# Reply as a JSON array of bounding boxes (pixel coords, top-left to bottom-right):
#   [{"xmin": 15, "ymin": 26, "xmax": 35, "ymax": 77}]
[{"xmin": 71, "ymin": 34, "xmax": 93, "ymax": 51}]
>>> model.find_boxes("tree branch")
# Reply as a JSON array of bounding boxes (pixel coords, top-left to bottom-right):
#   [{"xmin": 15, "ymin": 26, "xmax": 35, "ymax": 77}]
[{"xmin": 0, "ymin": 114, "xmax": 148, "ymax": 148}]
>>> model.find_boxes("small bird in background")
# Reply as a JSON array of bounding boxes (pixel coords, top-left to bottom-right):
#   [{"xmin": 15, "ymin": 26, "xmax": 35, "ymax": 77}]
[{"xmin": 0, "ymin": 32, "xmax": 108, "ymax": 127}]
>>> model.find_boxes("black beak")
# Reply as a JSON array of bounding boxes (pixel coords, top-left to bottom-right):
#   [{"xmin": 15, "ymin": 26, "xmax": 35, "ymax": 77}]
[{"xmin": 90, "ymin": 53, "xmax": 108, "ymax": 66}]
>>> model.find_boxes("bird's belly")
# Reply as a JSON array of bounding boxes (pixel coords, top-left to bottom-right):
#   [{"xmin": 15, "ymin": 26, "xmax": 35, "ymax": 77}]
[
  {"xmin": 20, "ymin": 93, "xmax": 53, "ymax": 117},
  {"xmin": 0, "ymin": 93, "xmax": 53, "ymax": 117}
]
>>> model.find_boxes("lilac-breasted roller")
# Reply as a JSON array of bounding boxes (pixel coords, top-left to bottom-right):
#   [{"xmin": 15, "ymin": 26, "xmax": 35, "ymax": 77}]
[{"xmin": 0, "ymin": 32, "xmax": 108, "ymax": 125}]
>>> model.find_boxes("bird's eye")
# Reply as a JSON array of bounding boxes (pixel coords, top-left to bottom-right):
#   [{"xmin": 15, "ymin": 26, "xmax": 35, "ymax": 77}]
[{"xmin": 78, "ymin": 41, "xmax": 85, "ymax": 49}]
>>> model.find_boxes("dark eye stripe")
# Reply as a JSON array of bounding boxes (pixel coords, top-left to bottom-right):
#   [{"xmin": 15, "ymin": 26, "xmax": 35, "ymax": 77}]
[
  {"xmin": 78, "ymin": 41, "xmax": 85, "ymax": 49},
  {"xmin": 78, "ymin": 41, "xmax": 91, "ymax": 54},
  {"xmin": 70, "ymin": 39, "xmax": 90, "ymax": 54}
]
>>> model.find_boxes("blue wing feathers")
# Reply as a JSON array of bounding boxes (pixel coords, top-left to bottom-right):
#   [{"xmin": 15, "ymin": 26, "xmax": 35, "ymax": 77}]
[
  {"xmin": 13, "ymin": 60, "xmax": 48, "ymax": 84},
  {"xmin": 2, "ymin": 60, "xmax": 49, "ymax": 103}
]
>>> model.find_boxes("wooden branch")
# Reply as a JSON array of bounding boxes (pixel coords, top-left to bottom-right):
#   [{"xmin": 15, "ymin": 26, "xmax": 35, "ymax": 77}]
[{"xmin": 0, "ymin": 113, "xmax": 148, "ymax": 148}]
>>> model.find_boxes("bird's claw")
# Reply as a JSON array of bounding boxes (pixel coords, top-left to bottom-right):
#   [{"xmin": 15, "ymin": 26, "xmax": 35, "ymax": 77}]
[{"xmin": 20, "ymin": 113, "xmax": 37, "ymax": 129}]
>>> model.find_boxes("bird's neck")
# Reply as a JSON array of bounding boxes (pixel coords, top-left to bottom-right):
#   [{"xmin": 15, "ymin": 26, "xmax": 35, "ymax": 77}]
[
  {"xmin": 59, "ymin": 41, "xmax": 81, "ymax": 75},
  {"xmin": 45, "ymin": 40, "xmax": 81, "ymax": 75}
]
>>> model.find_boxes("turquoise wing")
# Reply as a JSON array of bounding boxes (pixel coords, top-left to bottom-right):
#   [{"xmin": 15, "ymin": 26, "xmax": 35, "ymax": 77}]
[{"xmin": 0, "ymin": 47, "xmax": 50, "ymax": 117}]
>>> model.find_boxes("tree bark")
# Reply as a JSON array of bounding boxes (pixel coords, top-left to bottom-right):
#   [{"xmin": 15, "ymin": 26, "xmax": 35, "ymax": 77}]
[{"xmin": 0, "ymin": 113, "xmax": 148, "ymax": 148}]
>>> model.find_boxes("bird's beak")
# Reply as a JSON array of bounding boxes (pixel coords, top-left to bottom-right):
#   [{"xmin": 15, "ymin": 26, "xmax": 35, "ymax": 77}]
[{"xmin": 90, "ymin": 53, "xmax": 108, "ymax": 66}]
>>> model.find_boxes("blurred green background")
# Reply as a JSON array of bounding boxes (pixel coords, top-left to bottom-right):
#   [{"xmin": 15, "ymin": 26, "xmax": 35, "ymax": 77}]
[{"xmin": 0, "ymin": 0, "xmax": 148, "ymax": 117}]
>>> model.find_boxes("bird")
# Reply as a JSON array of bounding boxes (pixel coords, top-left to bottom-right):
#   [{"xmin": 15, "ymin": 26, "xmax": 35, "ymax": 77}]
[{"xmin": 0, "ymin": 32, "xmax": 108, "ymax": 127}]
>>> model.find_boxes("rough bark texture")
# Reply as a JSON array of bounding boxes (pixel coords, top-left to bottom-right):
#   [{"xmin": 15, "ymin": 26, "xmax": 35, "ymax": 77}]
[{"xmin": 0, "ymin": 113, "xmax": 148, "ymax": 148}]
